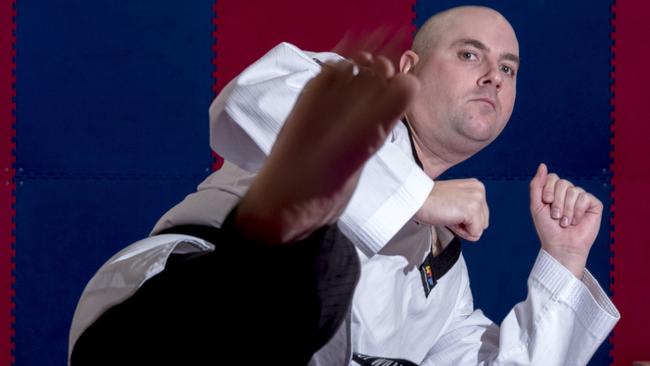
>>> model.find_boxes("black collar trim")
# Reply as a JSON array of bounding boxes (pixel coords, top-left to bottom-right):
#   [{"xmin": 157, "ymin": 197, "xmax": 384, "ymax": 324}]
[{"xmin": 400, "ymin": 117, "xmax": 423, "ymax": 169}]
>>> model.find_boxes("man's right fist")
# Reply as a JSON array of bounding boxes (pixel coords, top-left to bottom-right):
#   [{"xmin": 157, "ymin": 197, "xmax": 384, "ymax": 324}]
[{"xmin": 415, "ymin": 179, "xmax": 489, "ymax": 241}]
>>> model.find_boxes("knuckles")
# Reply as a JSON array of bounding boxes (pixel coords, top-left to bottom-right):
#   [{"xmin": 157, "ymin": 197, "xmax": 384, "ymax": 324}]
[
  {"xmin": 593, "ymin": 196, "xmax": 604, "ymax": 209},
  {"xmin": 555, "ymin": 179, "xmax": 572, "ymax": 191},
  {"xmin": 465, "ymin": 178, "xmax": 486, "ymax": 196},
  {"xmin": 467, "ymin": 200, "xmax": 482, "ymax": 214}
]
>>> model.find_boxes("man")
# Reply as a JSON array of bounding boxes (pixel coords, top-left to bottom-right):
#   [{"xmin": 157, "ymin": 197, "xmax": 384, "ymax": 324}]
[
  {"xmin": 158, "ymin": 6, "xmax": 618, "ymax": 364},
  {"xmin": 70, "ymin": 5, "xmax": 619, "ymax": 366}
]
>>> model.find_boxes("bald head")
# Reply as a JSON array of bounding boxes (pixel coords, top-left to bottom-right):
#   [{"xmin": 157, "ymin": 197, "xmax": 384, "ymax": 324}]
[{"xmin": 412, "ymin": 6, "xmax": 516, "ymax": 59}]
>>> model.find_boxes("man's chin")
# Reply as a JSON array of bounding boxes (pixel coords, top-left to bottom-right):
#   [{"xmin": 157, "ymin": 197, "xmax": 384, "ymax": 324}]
[
  {"xmin": 459, "ymin": 124, "xmax": 496, "ymax": 144},
  {"xmin": 452, "ymin": 129, "xmax": 499, "ymax": 161}
]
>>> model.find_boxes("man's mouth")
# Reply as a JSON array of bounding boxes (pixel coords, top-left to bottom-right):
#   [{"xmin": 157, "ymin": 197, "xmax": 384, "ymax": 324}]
[{"xmin": 472, "ymin": 98, "xmax": 496, "ymax": 110}]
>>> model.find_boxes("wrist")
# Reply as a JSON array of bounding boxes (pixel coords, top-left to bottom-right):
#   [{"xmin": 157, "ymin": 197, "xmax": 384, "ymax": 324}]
[{"xmin": 542, "ymin": 246, "xmax": 587, "ymax": 278}]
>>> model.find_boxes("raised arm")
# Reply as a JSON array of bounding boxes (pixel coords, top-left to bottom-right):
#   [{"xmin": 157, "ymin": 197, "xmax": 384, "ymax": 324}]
[{"xmin": 421, "ymin": 165, "xmax": 619, "ymax": 365}]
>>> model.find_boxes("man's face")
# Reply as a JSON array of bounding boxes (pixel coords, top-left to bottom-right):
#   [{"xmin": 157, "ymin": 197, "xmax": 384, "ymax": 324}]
[{"xmin": 407, "ymin": 8, "xmax": 520, "ymax": 161}]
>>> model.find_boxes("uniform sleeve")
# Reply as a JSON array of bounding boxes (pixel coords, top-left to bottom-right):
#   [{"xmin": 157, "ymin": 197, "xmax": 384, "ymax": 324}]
[
  {"xmin": 209, "ymin": 42, "xmax": 433, "ymax": 256},
  {"xmin": 422, "ymin": 250, "xmax": 620, "ymax": 366},
  {"xmin": 149, "ymin": 160, "xmax": 256, "ymax": 235}
]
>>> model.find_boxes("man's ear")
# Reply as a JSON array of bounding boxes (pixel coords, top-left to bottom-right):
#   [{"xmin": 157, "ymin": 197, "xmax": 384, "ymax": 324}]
[{"xmin": 399, "ymin": 50, "xmax": 419, "ymax": 74}]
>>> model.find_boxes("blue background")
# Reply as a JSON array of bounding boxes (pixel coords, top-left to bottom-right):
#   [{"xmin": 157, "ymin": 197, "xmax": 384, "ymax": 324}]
[{"xmin": 14, "ymin": 0, "xmax": 612, "ymax": 364}]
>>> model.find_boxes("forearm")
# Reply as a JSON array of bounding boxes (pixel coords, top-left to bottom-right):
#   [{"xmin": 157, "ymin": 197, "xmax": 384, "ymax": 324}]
[{"xmin": 423, "ymin": 249, "xmax": 619, "ymax": 366}]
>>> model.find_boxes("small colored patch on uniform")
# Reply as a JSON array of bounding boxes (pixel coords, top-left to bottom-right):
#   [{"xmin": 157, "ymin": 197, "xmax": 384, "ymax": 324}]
[{"xmin": 419, "ymin": 262, "xmax": 437, "ymax": 297}]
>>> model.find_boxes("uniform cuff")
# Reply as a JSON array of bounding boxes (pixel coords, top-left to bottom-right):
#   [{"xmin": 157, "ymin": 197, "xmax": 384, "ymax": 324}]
[
  {"xmin": 530, "ymin": 249, "xmax": 620, "ymax": 338},
  {"xmin": 339, "ymin": 166, "xmax": 433, "ymax": 255}
]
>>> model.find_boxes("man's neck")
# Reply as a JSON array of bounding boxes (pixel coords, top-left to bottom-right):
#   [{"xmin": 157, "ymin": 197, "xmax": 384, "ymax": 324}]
[
  {"xmin": 429, "ymin": 226, "xmax": 441, "ymax": 257},
  {"xmin": 402, "ymin": 115, "xmax": 461, "ymax": 180},
  {"xmin": 410, "ymin": 132, "xmax": 454, "ymax": 180}
]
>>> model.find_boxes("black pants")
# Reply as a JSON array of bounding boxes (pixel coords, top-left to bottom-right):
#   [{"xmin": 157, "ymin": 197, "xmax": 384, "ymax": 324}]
[{"xmin": 71, "ymin": 209, "xmax": 360, "ymax": 365}]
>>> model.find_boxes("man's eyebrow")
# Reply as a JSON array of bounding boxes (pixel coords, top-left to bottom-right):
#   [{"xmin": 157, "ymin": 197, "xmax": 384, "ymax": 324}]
[
  {"xmin": 453, "ymin": 38, "xmax": 520, "ymax": 66},
  {"xmin": 502, "ymin": 53, "xmax": 520, "ymax": 67},
  {"xmin": 454, "ymin": 38, "xmax": 488, "ymax": 51}
]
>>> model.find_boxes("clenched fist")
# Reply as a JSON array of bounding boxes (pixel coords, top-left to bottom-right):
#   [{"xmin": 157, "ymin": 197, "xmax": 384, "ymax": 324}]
[
  {"xmin": 529, "ymin": 163, "xmax": 603, "ymax": 277},
  {"xmin": 415, "ymin": 178, "xmax": 489, "ymax": 242}
]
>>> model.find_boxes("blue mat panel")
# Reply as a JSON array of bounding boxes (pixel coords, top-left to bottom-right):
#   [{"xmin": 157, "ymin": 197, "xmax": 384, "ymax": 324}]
[
  {"xmin": 14, "ymin": 175, "xmax": 205, "ymax": 365},
  {"xmin": 15, "ymin": 0, "xmax": 214, "ymax": 175}
]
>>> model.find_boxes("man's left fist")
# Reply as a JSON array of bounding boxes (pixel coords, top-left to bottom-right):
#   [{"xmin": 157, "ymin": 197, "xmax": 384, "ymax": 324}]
[{"xmin": 529, "ymin": 163, "xmax": 604, "ymax": 277}]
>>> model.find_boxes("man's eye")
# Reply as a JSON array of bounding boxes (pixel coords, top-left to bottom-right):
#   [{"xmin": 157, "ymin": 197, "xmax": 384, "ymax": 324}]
[
  {"xmin": 500, "ymin": 64, "xmax": 516, "ymax": 76},
  {"xmin": 459, "ymin": 51, "xmax": 477, "ymax": 61}
]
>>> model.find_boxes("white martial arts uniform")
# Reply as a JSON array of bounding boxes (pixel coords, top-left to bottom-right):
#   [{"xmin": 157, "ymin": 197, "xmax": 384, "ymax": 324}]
[
  {"xmin": 69, "ymin": 42, "xmax": 620, "ymax": 366},
  {"xmin": 200, "ymin": 42, "xmax": 620, "ymax": 365}
]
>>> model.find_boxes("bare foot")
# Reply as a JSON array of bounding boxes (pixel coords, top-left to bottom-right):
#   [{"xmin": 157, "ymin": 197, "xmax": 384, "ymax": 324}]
[{"xmin": 236, "ymin": 52, "xmax": 420, "ymax": 245}]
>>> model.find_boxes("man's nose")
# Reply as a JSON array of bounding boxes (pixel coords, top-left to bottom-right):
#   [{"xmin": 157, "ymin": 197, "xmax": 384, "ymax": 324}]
[{"xmin": 478, "ymin": 63, "xmax": 502, "ymax": 92}]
